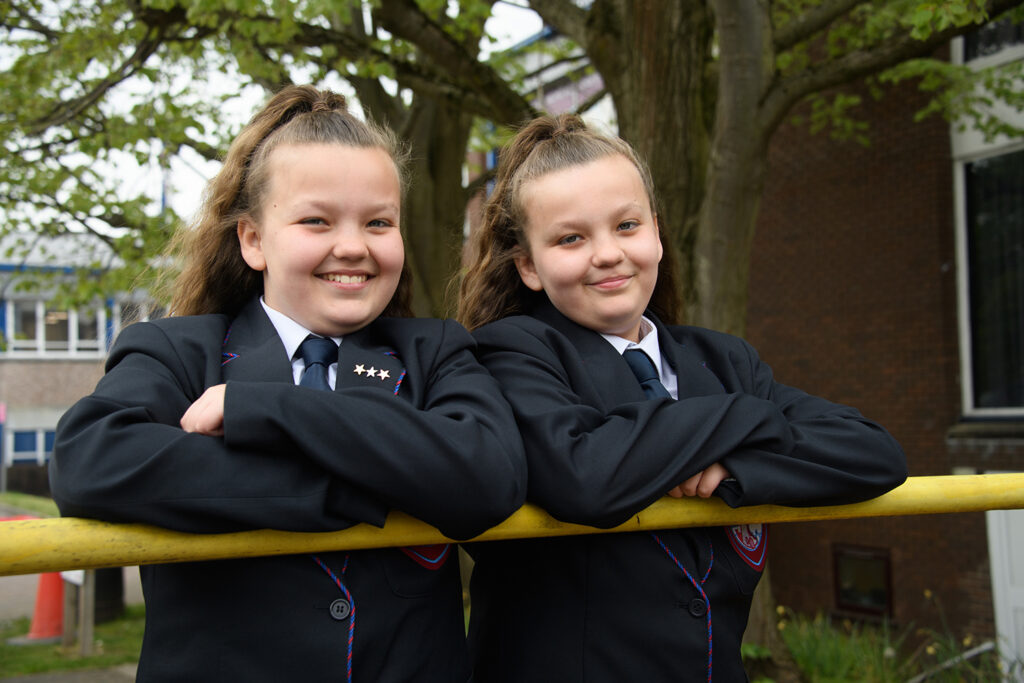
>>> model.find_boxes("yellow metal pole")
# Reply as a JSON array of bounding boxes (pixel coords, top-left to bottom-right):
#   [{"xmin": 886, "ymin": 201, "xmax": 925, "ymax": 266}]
[{"xmin": 1, "ymin": 473, "xmax": 1022, "ymax": 577}]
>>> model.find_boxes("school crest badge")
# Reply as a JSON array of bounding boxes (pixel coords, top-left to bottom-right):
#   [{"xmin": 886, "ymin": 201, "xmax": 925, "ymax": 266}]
[{"xmin": 727, "ymin": 523, "xmax": 768, "ymax": 571}]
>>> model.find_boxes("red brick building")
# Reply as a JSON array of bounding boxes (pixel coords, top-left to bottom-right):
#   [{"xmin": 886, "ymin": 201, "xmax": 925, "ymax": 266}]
[{"xmin": 748, "ymin": 31, "xmax": 1023, "ymax": 666}]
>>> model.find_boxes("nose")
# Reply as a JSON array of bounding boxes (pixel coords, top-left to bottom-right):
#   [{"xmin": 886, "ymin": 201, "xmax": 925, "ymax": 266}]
[
  {"xmin": 591, "ymin": 233, "xmax": 625, "ymax": 267},
  {"xmin": 331, "ymin": 225, "xmax": 370, "ymax": 260}
]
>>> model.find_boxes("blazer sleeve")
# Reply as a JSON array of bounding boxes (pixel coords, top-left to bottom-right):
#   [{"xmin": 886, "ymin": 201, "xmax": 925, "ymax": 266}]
[
  {"xmin": 50, "ymin": 321, "xmax": 382, "ymax": 533},
  {"xmin": 473, "ymin": 318, "xmax": 905, "ymax": 529},
  {"xmin": 705, "ymin": 331, "xmax": 907, "ymax": 509},
  {"xmin": 222, "ymin": 320, "xmax": 527, "ymax": 541}
]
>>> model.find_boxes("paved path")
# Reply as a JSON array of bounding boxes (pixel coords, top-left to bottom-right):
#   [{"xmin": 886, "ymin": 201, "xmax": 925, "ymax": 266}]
[{"xmin": 0, "ymin": 567, "xmax": 144, "ymax": 625}]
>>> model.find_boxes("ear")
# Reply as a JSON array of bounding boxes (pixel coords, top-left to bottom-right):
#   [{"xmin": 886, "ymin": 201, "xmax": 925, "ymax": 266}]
[
  {"xmin": 654, "ymin": 213, "xmax": 664, "ymax": 262},
  {"xmin": 514, "ymin": 251, "xmax": 543, "ymax": 292},
  {"xmin": 237, "ymin": 218, "xmax": 266, "ymax": 271}
]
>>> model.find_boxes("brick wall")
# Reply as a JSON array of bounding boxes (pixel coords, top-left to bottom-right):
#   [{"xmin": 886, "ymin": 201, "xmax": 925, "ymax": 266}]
[
  {"xmin": 0, "ymin": 360, "xmax": 104, "ymax": 408},
  {"xmin": 747, "ymin": 75, "xmax": 998, "ymax": 642}
]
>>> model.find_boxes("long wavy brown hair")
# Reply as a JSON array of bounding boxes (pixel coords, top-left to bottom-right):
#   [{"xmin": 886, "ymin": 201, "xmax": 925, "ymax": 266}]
[
  {"xmin": 161, "ymin": 85, "xmax": 412, "ymax": 319},
  {"xmin": 457, "ymin": 113, "xmax": 681, "ymax": 331}
]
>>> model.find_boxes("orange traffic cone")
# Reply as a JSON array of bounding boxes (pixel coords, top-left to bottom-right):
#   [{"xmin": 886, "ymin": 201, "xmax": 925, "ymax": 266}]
[{"xmin": 7, "ymin": 572, "xmax": 64, "ymax": 645}]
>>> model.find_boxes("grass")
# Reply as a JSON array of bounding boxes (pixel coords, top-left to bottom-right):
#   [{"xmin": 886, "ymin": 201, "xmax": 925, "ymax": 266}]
[
  {"xmin": 0, "ymin": 491, "xmax": 59, "ymax": 518},
  {"xmin": 777, "ymin": 606, "xmax": 1013, "ymax": 682},
  {"xmin": 0, "ymin": 604, "xmax": 145, "ymax": 677}
]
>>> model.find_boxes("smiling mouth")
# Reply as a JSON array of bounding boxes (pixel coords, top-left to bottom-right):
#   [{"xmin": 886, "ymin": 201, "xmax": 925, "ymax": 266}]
[
  {"xmin": 590, "ymin": 274, "xmax": 631, "ymax": 288},
  {"xmin": 319, "ymin": 273, "xmax": 369, "ymax": 284}
]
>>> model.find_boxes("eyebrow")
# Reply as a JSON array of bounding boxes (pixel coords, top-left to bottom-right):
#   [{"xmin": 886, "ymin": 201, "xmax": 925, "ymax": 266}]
[
  {"xmin": 546, "ymin": 201, "xmax": 647, "ymax": 229},
  {"xmin": 291, "ymin": 199, "xmax": 400, "ymax": 214}
]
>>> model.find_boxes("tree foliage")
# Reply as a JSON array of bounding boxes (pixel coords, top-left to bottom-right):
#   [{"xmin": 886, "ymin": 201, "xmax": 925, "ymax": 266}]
[{"xmin": 1, "ymin": 0, "xmax": 1021, "ymax": 325}]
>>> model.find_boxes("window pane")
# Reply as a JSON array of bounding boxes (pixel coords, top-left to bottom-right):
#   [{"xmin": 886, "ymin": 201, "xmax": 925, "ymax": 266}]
[
  {"xmin": 44, "ymin": 308, "xmax": 69, "ymax": 350},
  {"xmin": 77, "ymin": 308, "xmax": 100, "ymax": 349},
  {"xmin": 964, "ymin": 18, "xmax": 1024, "ymax": 60},
  {"xmin": 12, "ymin": 431, "xmax": 37, "ymax": 452},
  {"xmin": 965, "ymin": 150, "xmax": 1024, "ymax": 409},
  {"xmin": 12, "ymin": 301, "xmax": 37, "ymax": 348},
  {"xmin": 834, "ymin": 546, "xmax": 890, "ymax": 616}
]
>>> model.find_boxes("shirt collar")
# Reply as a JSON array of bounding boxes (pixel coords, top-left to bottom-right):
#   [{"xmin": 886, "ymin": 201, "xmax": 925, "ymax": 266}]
[
  {"xmin": 260, "ymin": 297, "xmax": 344, "ymax": 361},
  {"xmin": 600, "ymin": 316, "xmax": 664, "ymax": 377}
]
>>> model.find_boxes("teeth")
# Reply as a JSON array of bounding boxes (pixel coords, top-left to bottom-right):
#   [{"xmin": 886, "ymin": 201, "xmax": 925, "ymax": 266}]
[{"xmin": 321, "ymin": 274, "xmax": 367, "ymax": 284}]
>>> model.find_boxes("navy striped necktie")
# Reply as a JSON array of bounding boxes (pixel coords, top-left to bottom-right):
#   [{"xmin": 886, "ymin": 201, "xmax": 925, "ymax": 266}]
[
  {"xmin": 623, "ymin": 348, "xmax": 671, "ymax": 399},
  {"xmin": 298, "ymin": 335, "xmax": 338, "ymax": 392}
]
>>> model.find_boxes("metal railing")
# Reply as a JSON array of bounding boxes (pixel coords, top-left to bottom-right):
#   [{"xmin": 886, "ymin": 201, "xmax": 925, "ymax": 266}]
[{"xmin": 2, "ymin": 473, "xmax": 1023, "ymax": 577}]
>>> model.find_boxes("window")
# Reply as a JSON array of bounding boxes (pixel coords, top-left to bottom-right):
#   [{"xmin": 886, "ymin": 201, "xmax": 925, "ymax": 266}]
[
  {"xmin": 7, "ymin": 428, "xmax": 55, "ymax": 465},
  {"xmin": 833, "ymin": 545, "xmax": 891, "ymax": 617},
  {"xmin": 963, "ymin": 18, "xmax": 1024, "ymax": 61},
  {"xmin": 952, "ymin": 25, "xmax": 1024, "ymax": 417},
  {"xmin": 1, "ymin": 299, "xmax": 109, "ymax": 357},
  {"xmin": 963, "ymin": 151, "xmax": 1024, "ymax": 411}
]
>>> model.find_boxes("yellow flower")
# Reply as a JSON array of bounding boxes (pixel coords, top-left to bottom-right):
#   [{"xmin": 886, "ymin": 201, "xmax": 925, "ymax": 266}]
[
  {"xmin": 963, "ymin": 635, "xmax": 973, "ymax": 647},
  {"xmin": 777, "ymin": 621, "xmax": 787, "ymax": 631},
  {"xmin": 776, "ymin": 605, "xmax": 786, "ymax": 616},
  {"xmin": 926, "ymin": 644, "xmax": 937, "ymax": 656},
  {"xmin": 923, "ymin": 588, "xmax": 933, "ymax": 599}
]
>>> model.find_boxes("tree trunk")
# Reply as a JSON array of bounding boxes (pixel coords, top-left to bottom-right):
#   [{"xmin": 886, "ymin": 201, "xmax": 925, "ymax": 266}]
[
  {"xmin": 402, "ymin": 99, "xmax": 474, "ymax": 316},
  {"xmin": 585, "ymin": 0, "xmax": 714, "ymax": 326},
  {"xmin": 694, "ymin": 0, "xmax": 773, "ymax": 337}
]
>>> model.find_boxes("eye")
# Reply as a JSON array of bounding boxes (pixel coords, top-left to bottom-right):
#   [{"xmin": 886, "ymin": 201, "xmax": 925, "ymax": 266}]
[
  {"xmin": 617, "ymin": 220, "xmax": 639, "ymax": 232},
  {"xmin": 557, "ymin": 234, "xmax": 581, "ymax": 246},
  {"xmin": 368, "ymin": 218, "xmax": 395, "ymax": 228},
  {"xmin": 299, "ymin": 217, "xmax": 327, "ymax": 226}
]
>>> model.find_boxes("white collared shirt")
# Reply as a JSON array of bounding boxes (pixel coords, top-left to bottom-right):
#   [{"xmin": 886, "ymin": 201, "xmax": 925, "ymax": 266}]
[
  {"xmin": 260, "ymin": 298, "xmax": 344, "ymax": 389},
  {"xmin": 600, "ymin": 316, "xmax": 679, "ymax": 399}
]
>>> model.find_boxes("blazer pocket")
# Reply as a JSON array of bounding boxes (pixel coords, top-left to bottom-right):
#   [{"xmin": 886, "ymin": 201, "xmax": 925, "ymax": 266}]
[
  {"xmin": 378, "ymin": 547, "xmax": 451, "ymax": 598},
  {"xmin": 719, "ymin": 523, "xmax": 769, "ymax": 596}
]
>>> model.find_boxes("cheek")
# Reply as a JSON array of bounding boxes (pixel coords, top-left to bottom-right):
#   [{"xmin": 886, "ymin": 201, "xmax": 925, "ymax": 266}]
[{"xmin": 379, "ymin": 234, "xmax": 406, "ymax": 274}]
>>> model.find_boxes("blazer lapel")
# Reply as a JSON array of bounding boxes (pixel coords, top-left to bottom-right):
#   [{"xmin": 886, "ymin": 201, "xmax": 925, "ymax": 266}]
[
  {"xmin": 530, "ymin": 300, "xmax": 647, "ymax": 406},
  {"xmin": 220, "ymin": 299, "xmax": 294, "ymax": 384},
  {"xmin": 650, "ymin": 315, "xmax": 727, "ymax": 399},
  {"xmin": 336, "ymin": 325, "xmax": 406, "ymax": 396}
]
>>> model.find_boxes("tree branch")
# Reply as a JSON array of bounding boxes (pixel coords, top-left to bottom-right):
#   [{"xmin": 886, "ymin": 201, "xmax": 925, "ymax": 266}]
[
  {"xmin": 573, "ymin": 85, "xmax": 608, "ymax": 115},
  {"xmin": 759, "ymin": 0, "xmax": 1024, "ymax": 137},
  {"xmin": 29, "ymin": 6, "xmax": 178, "ymax": 134},
  {"xmin": 773, "ymin": 0, "xmax": 863, "ymax": 53},
  {"xmin": 3, "ymin": 3, "xmax": 62, "ymax": 41},
  {"xmin": 527, "ymin": 0, "xmax": 588, "ymax": 45},
  {"xmin": 376, "ymin": 0, "xmax": 535, "ymax": 125},
  {"xmin": 463, "ymin": 168, "xmax": 496, "ymax": 203},
  {"xmin": 521, "ymin": 53, "xmax": 589, "ymax": 82}
]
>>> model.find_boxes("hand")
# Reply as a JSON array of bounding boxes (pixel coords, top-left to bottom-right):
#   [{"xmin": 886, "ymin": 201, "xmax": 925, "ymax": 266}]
[
  {"xmin": 667, "ymin": 462, "xmax": 731, "ymax": 499},
  {"xmin": 180, "ymin": 384, "xmax": 227, "ymax": 437}
]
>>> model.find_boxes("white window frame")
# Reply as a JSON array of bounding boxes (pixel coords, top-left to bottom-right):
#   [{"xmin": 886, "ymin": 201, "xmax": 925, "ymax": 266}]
[
  {"xmin": 5, "ymin": 427, "xmax": 53, "ymax": 466},
  {"xmin": 2, "ymin": 297, "xmax": 109, "ymax": 359},
  {"xmin": 950, "ymin": 35, "xmax": 1024, "ymax": 418}
]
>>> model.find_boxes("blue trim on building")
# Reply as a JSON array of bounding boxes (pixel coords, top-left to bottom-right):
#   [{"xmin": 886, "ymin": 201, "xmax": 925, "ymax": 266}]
[{"xmin": 0, "ymin": 263, "xmax": 76, "ymax": 275}]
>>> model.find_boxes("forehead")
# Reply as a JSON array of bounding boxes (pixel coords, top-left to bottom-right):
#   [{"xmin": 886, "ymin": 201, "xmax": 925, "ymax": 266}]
[
  {"xmin": 264, "ymin": 143, "xmax": 401, "ymax": 197},
  {"xmin": 521, "ymin": 155, "xmax": 651, "ymax": 217}
]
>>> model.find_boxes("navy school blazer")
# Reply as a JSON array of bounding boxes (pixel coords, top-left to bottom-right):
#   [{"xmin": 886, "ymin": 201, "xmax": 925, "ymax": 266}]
[
  {"xmin": 51, "ymin": 298, "xmax": 526, "ymax": 682},
  {"xmin": 466, "ymin": 300, "xmax": 906, "ymax": 683}
]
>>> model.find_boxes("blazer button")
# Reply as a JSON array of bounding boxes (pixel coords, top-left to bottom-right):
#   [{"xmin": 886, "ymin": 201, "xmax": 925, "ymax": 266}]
[
  {"xmin": 329, "ymin": 598, "xmax": 352, "ymax": 620},
  {"xmin": 688, "ymin": 598, "xmax": 707, "ymax": 617}
]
